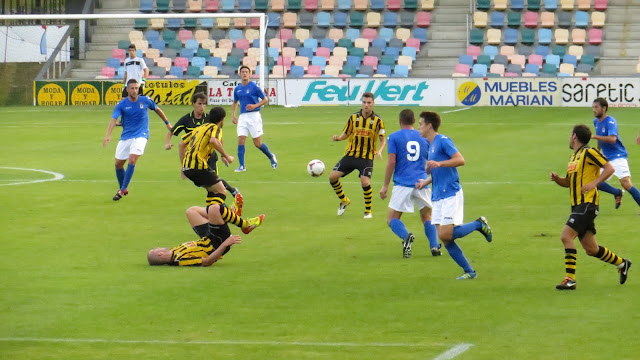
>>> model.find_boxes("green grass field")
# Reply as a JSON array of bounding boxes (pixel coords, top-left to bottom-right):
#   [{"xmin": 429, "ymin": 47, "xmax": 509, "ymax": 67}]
[{"xmin": 1, "ymin": 105, "xmax": 639, "ymax": 359}]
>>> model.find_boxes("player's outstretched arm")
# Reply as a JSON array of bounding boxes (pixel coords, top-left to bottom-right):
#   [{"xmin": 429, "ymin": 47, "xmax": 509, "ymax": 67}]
[
  {"xmin": 550, "ymin": 172, "xmax": 570, "ymax": 187},
  {"xmin": 103, "ymin": 118, "xmax": 118, "ymax": 147},
  {"xmin": 154, "ymin": 107, "xmax": 172, "ymax": 131},
  {"xmin": 201, "ymin": 235, "xmax": 242, "ymax": 266}
]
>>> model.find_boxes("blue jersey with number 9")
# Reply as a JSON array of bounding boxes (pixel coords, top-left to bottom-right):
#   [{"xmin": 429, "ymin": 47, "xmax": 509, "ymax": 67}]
[{"xmin": 388, "ymin": 129, "xmax": 429, "ymax": 187}]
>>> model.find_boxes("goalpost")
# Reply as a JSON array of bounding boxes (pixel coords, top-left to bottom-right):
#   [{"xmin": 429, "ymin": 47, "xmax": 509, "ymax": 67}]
[{"xmin": 0, "ymin": 11, "xmax": 268, "ymax": 86}]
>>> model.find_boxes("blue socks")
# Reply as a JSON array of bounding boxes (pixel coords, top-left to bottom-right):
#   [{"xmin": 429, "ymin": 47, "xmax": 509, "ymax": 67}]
[
  {"xmin": 389, "ymin": 218, "xmax": 409, "ymax": 240},
  {"xmin": 424, "ymin": 221, "xmax": 439, "ymax": 249},
  {"xmin": 598, "ymin": 182, "xmax": 623, "ymax": 196},
  {"xmin": 115, "ymin": 167, "xmax": 125, "ymax": 188},
  {"xmin": 259, "ymin": 143, "xmax": 274, "ymax": 161},
  {"xmin": 121, "ymin": 164, "xmax": 135, "ymax": 191},
  {"xmin": 444, "ymin": 241, "xmax": 474, "ymax": 273},
  {"xmin": 628, "ymin": 186, "xmax": 640, "ymax": 206},
  {"xmin": 238, "ymin": 145, "xmax": 245, "ymax": 167},
  {"xmin": 452, "ymin": 220, "xmax": 481, "ymax": 241}
]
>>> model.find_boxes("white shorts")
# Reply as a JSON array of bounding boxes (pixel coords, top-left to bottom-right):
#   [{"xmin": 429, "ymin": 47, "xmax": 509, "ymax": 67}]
[
  {"xmin": 237, "ymin": 111, "xmax": 264, "ymax": 138},
  {"xmin": 388, "ymin": 185, "xmax": 432, "ymax": 213},
  {"xmin": 603, "ymin": 157, "xmax": 631, "ymax": 180},
  {"xmin": 115, "ymin": 137, "xmax": 148, "ymax": 160},
  {"xmin": 431, "ymin": 190, "xmax": 464, "ymax": 226}
]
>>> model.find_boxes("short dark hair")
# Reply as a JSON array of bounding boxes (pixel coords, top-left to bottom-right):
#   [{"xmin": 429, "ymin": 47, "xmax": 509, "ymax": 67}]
[
  {"xmin": 573, "ymin": 124, "xmax": 592, "ymax": 145},
  {"xmin": 128, "ymin": 44, "xmax": 136, "ymax": 50},
  {"xmin": 419, "ymin": 111, "xmax": 441, "ymax": 132},
  {"xmin": 238, "ymin": 65, "xmax": 251, "ymax": 73},
  {"xmin": 127, "ymin": 78, "xmax": 138, "ymax": 86},
  {"xmin": 208, "ymin": 106, "xmax": 226, "ymax": 124},
  {"xmin": 593, "ymin": 97, "xmax": 608, "ymax": 112},
  {"xmin": 399, "ymin": 109, "xmax": 415, "ymax": 125},
  {"xmin": 362, "ymin": 92, "xmax": 374, "ymax": 100},
  {"xmin": 191, "ymin": 92, "xmax": 207, "ymax": 104}
]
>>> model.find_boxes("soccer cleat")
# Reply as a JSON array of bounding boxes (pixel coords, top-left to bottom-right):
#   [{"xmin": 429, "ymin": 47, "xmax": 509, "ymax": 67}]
[
  {"xmin": 618, "ymin": 258, "xmax": 632, "ymax": 285},
  {"xmin": 555, "ymin": 277, "xmax": 576, "ymax": 290},
  {"xmin": 403, "ymin": 233, "xmax": 414, "ymax": 258},
  {"xmin": 477, "ymin": 216, "xmax": 493, "ymax": 242},
  {"xmin": 270, "ymin": 153, "xmax": 278, "ymax": 169},
  {"xmin": 232, "ymin": 192, "xmax": 243, "ymax": 216},
  {"xmin": 363, "ymin": 212, "xmax": 372, "ymax": 219},
  {"xmin": 456, "ymin": 271, "xmax": 477, "ymax": 280},
  {"xmin": 337, "ymin": 198, "xmax": 351, "ymax": 216},
  {"xmin": 615, "ymin": 190, "xmax": 624, "ymax": 209},
  {"xmin": 242, "ymin": 214, "xmax": 265, "ymax": 234},
  {"xmin": 234, "ymin": 166, "xmax": 246, "ymax": 172},
  {"xmin": 112, "ymin": 189, "xmax": 128, "ymax": 201},
  {"xmin": 431, "ymin": 246, "xmax": 442, "ymax": 256}
]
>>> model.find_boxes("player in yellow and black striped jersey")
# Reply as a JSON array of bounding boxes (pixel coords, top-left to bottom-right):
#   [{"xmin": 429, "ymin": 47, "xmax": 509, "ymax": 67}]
[
  {"xmin": 146, "ymin": 204, "xmax": 266, "ymax": 266},
  {"xmin": 550, "ymin": 124, "xmax": 632, "ymax": 290},
  {"xmin": 180, "ymin": 106, "xmax": 234, "ymax": 208},
  {"xmin": 328, "ymin": 92, "xmax": 386, "ymax": 219}
]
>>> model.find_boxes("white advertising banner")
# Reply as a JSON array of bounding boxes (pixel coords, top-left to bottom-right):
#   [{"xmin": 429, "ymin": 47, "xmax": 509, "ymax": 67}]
[
  {"xmin": 454, "ymin": 78, "xmax": 562, "ymax": 107},
  {"xmin": 0, "ymin": 26, "xmax": 70, "ymax": 62},
  {"xmin": 277, "ymin": 78, "xmax": 455, "ymax": 106},
  {"xmin": 561, "ymin": 77, "xmax": 640, "ymax": 107},
  {"xmin": 206, "ymin": 79, "xmax": 279, "ymax": 105}
]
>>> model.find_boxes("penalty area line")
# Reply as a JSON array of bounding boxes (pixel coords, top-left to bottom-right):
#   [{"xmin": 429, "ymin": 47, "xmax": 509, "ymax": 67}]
[
  {"xmin": 0, "ymin": 166, "xmax": 65, "ymax": 186},
  {"xmin": 433, "ymin": 343, "xmax": 474, "ymax": 360},
  {"xmin": 0, "ymin": 337, "xmax": 454, "ymax": 349}
]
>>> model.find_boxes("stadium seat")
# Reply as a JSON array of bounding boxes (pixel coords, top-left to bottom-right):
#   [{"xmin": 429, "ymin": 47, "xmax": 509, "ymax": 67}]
[
  {"xmin": 238, "ymin": 0, "xmax": 252, "ymax": 11},
  {"xmin": 563, "ymin": 54, "xmax": 578, "ymax": 67},
  {"xmin": 413, "ymin": 28, "xmax": 428, "ymax": 43},
  {"xmin": 528, "ymin": 54, "xmax": 543, "ymax": 68},
  {"xmin": 221, "ymin": 0, "xmax": 235, "ymax": 11},
  {"xmin": 540, "ymin": 12, "xmax": 555, "ymax": 28},
  {"xmin": 354, "ymin": 38, "xmax": 369, "ymax": 52},
  {"xmin": 557, "ymin": 11, "xmax": 571, "ymax": 28},
  {"xmin": 517, "ymin": 44, "xmax": 533, "ymax": 56},
  {"xmin": 362, "ymin": 28, "xmax": 377, "ymax": 43},
  {"xmin": 575, "ymin": 11, "xmax": 589, "ymax": 28},
  {"xmin": 165, "ymin": 18, "xmax": 182, "ymax": 29},
  {"xmin": 490, "ymin": 11, "xmax": 505, "ymax": 28},
  {"xmin": 379, "ymin": 27, "xmax": 394, "ymax": 42},
  {"xmin": 346, "ymin": 55, "xmax": 361, "ymax": 69},
  {"xmin": 157, "ymin": 0, "xmax": 170, "ymax": 12},
  {"xmin": 555, "ymin": 29, "xmax": 569, "ymax": 45},
  {"xmin": 139, "ymin": 0, "xmax": 154, "ymax": 12},
  {"xmin": 370, "ymin": 0, "xmax": 384, "ymax": 10},
  {"xmin": 272, "ymin": 65, "xmax": 288, "ymax": 77},
  {"xmin": 387, "ymin": 0, "xmax": 401, "ymax": 11},
  {"xmin": 487, "ymin": 29, "xmax": 502, "ymax": 45},
  {"xmin": 546, "ymin": 54, "xmax": 560, "ymax": 69},
  {"xmin": 477, "ymin": 0, "xmax": 490, "ymax": 11},
  {"xmin": 404, "ymin": 0, "xmax": 418, "ymax": 10},
  {"xmin": 185, "ymin": 65, "xmax": 201, "ymax": 78},
  {"xmin": 560, "ymin": 0, "xmax": 574, "ymax": 10},
  {"xmin": 383, "ymin": 11, "xmax": 397, "ymax": 27},
  {"xmin": 118, "ymin": 40, "xmax": 132, "ymax": 50},
  {"xmin": 594, "ymin": 0, "xmax": 608, "ymax": 11},
  {"xmin": 535, "ymin": 45, "xmax": 549, "ymax": 56},
  {"xmin": 467, "ymin": 44, "xmax": 481, "ymax": 60},
  {"xmin": 290, "ymin": 65, "xmax": 305, "ymax": 77},
  {"xmin": 334, "ymin": 11, "xmax": 348, "ymax": 27},
  {"xmin": 499, "ymin": 45, "xmax": 514, "ymax": 60},
  {"xmin": 474, "ymin": 11, "xmax": 488, "ymax": 28},
  {"xmin": 345, "ymin": 28, "xmax": 360, "ymax": 42},
  {"xmin": 471, "ymin": 63, "xmax": 488, "ymax": 77},
  {"xmin": 591, "ymin": 12, "xmax": 605, "ymax": 27},
  {"xmin": 336, "ymin": 0, "xmax": 350, "ymax": 10},
  {"xmin": 321, "ymin": 38, "xmax": 336, "ymax": 51},
  {"xmin": 401, "ymin": 46, "xmax": 416, "ymax": 60},
  {"xmin": 350, "ymin": 12, "xmax": 364, "ymax": 27},
  {"xmin": 283, "ymin": 12, "xmax": 297, "ymax": 27},
  {"xmin": 577, "ymin": 0, "xmax": 590, "ymax": 10},
  {"xmin": 204, "ymin": 0, "xmax": 218, "ymax": 11},
  {"xmin": 541, "ymin": 63, "xmax": 556, "ymax": 76},
  {"xmin": 544, "ymin": 0, "xmax": 557, "ymax": 10},
  {"xmin": 504, "ymin": 28, "xmax": 518, "ymax": 45},
  {"xmin": 511, "ymin": 54, "xmax": 525, "ymax": 69},
  {"xmin": 363, "ymin": 55, "xmax": 378, "ymax": 70},
  {"xmin": 489, "ymin": 63, "xmax": 505, "ymax": 76},
  {"xmin": 571, "ymin": 29, "xmax": 586, "ymax": 45},
  {"xmin": 236, "ymin": 39, "xmax": 250, "ymax": 53},
  {"xmin": 399, "ymin": 11, "xmax": 415, "ymax": 27},
  {"xmin": 470, "ymin": 28, "xmax": 484, "ymax": 45},
  {"xmin": 304, "ymin": 38, "xmax": 319, "ymax": 52},
  {"xmin": 568, "ymin": 45, "xmax": 583, "ymax": 60},
  {"xmin": 588, "ymin": 28, "xmax": 602, "ymax": 45},
  {"xmin": 287, "ymin": 0, "xmax": 302, "ymax": 11},
  {"xmin": 169, "ymin": 65, "xmax": 185, "ymax": 77},
  {"xmin": 493, "ymin": 0, "xmax": 507, "ymax": 10},
  {"xmin": 173, "ymin": 0, "xmax": 187, "ymax": 12},
  {"xmin": 454, "ymin": 63, "xmax": 471, "ymax": 76},
  {"xmin": 507, "ymin": 11, "xmax": 521, "ymax": 28},
  {"xmin": 558, "ymin": 63, "xmax": 574, "ymax": 76},
  {"xmin": 212, "ymin": 49, "xmax": 228, "ymax": 62},
  {"xmin": 319, "ymin": 0, "xmax": 333, "ymax": 10},
  {"xmin": 528, "ymin": 0, "xmax": 541, "ymax": 10},
  {"xmin": 189, "ymin": 0, "xmax": 203, "ymax": 11},
  {"xmin": 524, "ymin": 12, "xmax": 538, "ymax": 28},
  {"xmin": 482, "ymin": 45, "xmax": 498, "ymax": 60},
  {"xmin": 510, "ymin": 0, "xmax": 524, "ymax": 11},
  {"xmin": 311, "ymin": 55, "xmax": 327, "ymax": 69},
  {"xmin": 524, "ymin": 63, "xmax": 539, "ymax": 76},
  {"xmin": 254, "ymin": 0, "xmax": 268, "ymax": 10},
  {"xmin": 396, "ymin": 28, "xmax": 411, "ymax": 43},
  {"xmin": 304, "ymin": 0, "xmax": 318, "ymax": 11},
  {"xmin": 477, "ymin": 54, "xmax": 491, "ymax": 66},
  {"xmin": 416, "ymin": 11, "xmax": 431, "ymax": 27},
  {"xmin": 580, "ymin": 54, "xmax": 595, "ymax": 68},
  {"xmin": 107, "ymin": 57, "xmax": 120, "ymax": 68},
  {"xmin": 421, "ymin": 0, "xmax": 434, "ymax": 10},
  {"xmin": 393, "ymin": 64, "xmax": 409, "ymax": 77},
  {"xmin": 270, "ymin": 0, "xmax": 284, "ymax": 10},
  {"xmin": 552, "ymin": 45, "xmax": 566, "ymax": 57},
  {"xmin": 406, "ymin": 38, "xmax": 420, "ymax": 53},
  {"xmin": 538, "ymin": 28, "xmax": 552, "ymax": 45},
  {"xmin": 134, "ymin": 18, "xmax": 148, "ymax": 30},
  {"xmin": 267, "ymin": 12, "xmax": 281, "ymax": 27}
]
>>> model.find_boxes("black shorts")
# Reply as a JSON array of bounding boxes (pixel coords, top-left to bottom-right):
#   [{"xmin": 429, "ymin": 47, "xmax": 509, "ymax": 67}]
[
  {"xmin": 208, "ymin": 222, "xmax": 232, "ymax": 255},
  {"xmin": 183, "ymin": 168, "xmax": 220, "ymax": 188},
  {"xmin": 333, "ymin": 156, "xmax": 374, "ymax": 178},
  {"xmin": 121, "ymin": 84, "xmax": 144, "ymax": 98},
  {"xmin": 566, "ymin": 203, "xmax": 598, "ymax": 239},
  {"xmin": 207, "ymin": 153, "xmax": 219, "ymax": 171}
]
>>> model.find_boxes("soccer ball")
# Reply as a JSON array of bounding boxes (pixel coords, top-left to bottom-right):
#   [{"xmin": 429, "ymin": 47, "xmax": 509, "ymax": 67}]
[{"xmin": 307, "ymin": 159, "xmax": 325, "ymax": 177}]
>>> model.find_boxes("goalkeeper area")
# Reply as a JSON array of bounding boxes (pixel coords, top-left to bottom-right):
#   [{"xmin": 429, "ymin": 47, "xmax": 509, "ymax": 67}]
[{"xmin": 1, "ymin": 104, "xmax": 639, "ymax": 360}]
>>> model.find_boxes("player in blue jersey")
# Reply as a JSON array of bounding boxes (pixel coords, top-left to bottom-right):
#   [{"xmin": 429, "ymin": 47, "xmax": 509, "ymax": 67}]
[
  {"xmin": 590, "ymin": 97, "xmax": 640, "ymax": 210},
  {"xmin": 231, "ymin": 65, "xmax": 277, "ymax": 172},
  {"xmin": 103, "ymin": 79, "xmax": 172, "ymax": 201},
  {"xmin": 380, "ymin": 109, "xmax": 440, "ymax": 258},
  {"xmin": 415, "ymin": 111, "xmax": 493, "ymax": 280}
]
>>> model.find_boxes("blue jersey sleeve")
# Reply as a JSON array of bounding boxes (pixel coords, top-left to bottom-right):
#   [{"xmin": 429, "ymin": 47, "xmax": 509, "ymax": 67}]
[
  {"xmin": 111, "ymin": 102, "xmax": 123, "ymax": 120},
  {"xmin": 606, "ymin": 118, "xmax": 619, "ymax": 137},
  {"xmin": 252, "ymin": 83, "xmax": 266, "ymax": 100},
  {"xmin": 442, "ymin": 136, "xmax": 459, "ymax": 158},
  {"xmin": 145, "ymin": 96, "xmax": 157, "ymax": 111}
]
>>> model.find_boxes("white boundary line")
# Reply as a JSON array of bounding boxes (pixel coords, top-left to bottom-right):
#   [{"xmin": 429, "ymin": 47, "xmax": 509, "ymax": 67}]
[
  {"xmin": 442, "ymin": 107, "xmax": 472, "ymax": 114},
  {"xmin": 0, "ymin": 166, "xmax": 65, "ymax": 186},
  {"xmin": 0, "ymin": 337, "xmax": 468, "ymax": 349},
  {"xmin": 434, "ymin": 343, "xmax": 474, "ymax": 360}
]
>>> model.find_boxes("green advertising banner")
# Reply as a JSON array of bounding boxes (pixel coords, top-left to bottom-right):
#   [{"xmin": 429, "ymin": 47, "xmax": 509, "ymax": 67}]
[{"xmin": 34, "ymin": 81, "xmax": 69, "ymax": 106}]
